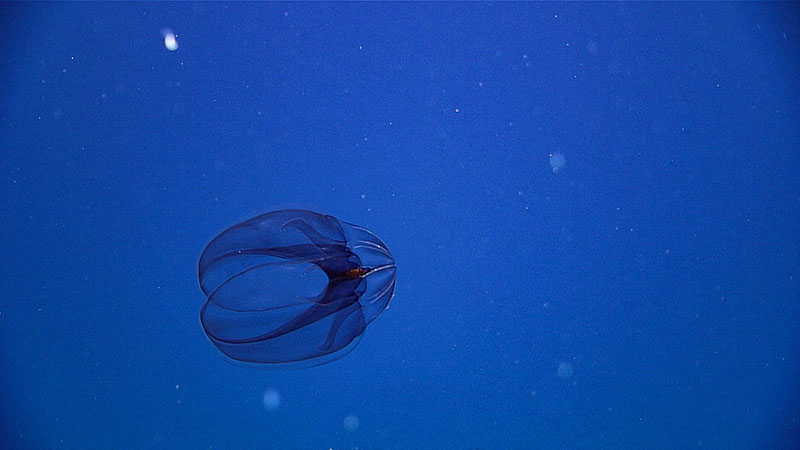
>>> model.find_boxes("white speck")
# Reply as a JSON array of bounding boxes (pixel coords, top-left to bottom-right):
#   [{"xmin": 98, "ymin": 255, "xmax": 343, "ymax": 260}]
[{"xmin": 161, "ymin": 28, "xmax": 179, "ymax": 51}]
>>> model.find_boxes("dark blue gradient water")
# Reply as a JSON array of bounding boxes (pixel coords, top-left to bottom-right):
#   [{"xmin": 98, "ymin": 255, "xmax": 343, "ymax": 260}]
[{"xmin": 1, "ymin": 3, "xmax": 798, "ymax": 449}]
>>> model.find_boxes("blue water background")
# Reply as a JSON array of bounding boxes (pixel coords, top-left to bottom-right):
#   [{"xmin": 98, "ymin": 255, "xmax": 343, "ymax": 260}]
[{"xmin": 1, "ymin": 3, "xmax": 798, "ymax": 449}]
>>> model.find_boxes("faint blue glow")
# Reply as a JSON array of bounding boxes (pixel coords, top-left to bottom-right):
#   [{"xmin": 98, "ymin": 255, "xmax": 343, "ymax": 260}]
[
  {"xmin": 343, "ymin": 414, "xmax": 359, "ymax": 432},
  {"xmin": 557, "ymin": 362, "xmax": 574, "ymax": 379},
  {"xmin": 262, "ymin": 388, "xmax": 281, "ymax": 411},
  {"xmin": 549, "ymin": 152, "xmax": 566, "ymax": 173}
]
